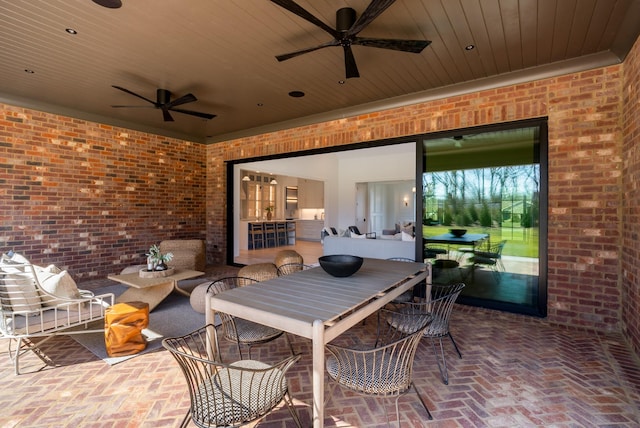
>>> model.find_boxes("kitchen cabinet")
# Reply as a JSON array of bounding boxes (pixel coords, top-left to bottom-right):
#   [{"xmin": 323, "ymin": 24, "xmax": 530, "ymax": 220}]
[
  {"xmin": 296, "ymin": 220, "xmax": 324, "ymax": 241},
  {"xmin": 298, "ymin": 179, "xmax": 324, "ymax": 208}
]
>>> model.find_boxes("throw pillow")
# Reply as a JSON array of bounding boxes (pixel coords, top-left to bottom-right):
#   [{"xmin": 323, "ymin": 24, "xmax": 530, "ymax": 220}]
[
  {"xmin": 0, "ymin": 272, "xmax": 42, "ymax": 311},
  {"xmin": 37, "ymin": 269, "xmax": 83, "ymax": 308},
  {"xmin": 401, "ymin": 231, "xmax": 415, "ymax": 241},
  {"xmin": 1, "ymin": 252, "xmax": 41, "ymax": 311},
  {"xmin": 350, "ymin": 232, "xmax": 366, "ymax": 239},
  {"xmin": 0, "ymin": 252, "xmax": 31, "ymax": 273},
  {"xmin": 400, "ymin": 222, "xmax": 414, "ymax": 235}
]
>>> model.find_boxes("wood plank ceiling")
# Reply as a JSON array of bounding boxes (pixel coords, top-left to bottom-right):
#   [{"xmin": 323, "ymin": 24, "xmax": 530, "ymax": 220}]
[{"xmin": 0, "ymin": 0, "xmax": 638, "ymax": 143}]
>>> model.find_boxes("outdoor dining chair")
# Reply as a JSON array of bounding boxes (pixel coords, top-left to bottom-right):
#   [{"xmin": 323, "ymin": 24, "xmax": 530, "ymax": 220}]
[
  {"xmin": 386, "ymin": 282, "xmax": 466, "ymax": 385},
  {"xmin": 469, "ymin": 240, "xmax": 507, "ymax": 283},
  {"xmin": 325, "ymin": 308, "xmax": 434, "ymax": 426},
  {"xmin": 162, "ymin": 324, "xmax": 303, "ymax": 428},
  {"xmin": 207, "ymin": 277, "xmax": 295, "ymax": 360},
  {"xmin": 386, "ymin": 257, "xmax": 420, "ymax": 304},
  {"xmin": 276, "ymin": 262, "xmax": 313, "ymax": 276}
]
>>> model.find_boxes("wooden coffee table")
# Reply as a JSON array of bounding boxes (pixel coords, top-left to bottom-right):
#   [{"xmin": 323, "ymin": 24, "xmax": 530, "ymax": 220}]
[{"xmin": 108, "ymin": 269, "xmax": 204, "ymax": 311}]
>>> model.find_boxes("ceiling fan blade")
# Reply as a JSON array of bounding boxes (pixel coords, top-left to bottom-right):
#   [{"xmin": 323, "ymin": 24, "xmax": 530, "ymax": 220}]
[
  {"xmin": 347, "ymin": 0, "xmax": 396, "ymax": 36},
  {"xmin": 166, "ymin": 93, "xmax": 197, "ymax": 109},
  {"xmin": 353, "ymin": 37, "xmax": 431, "ymax": 53},
  {"xmin": 112, "ymin": 85, "xmax": 156, "ymax": 105},
  {"xmin": 343, "ymin": 45, "xmax": 360, "ymax": 79},
  {"xmin": 161, "ymin": 108, "xmax": 174, "ymax": 122},
  {"xmin": 170, "ymin": 108, "xmax": 217, "ymax": 120},
  {"xmin": 270, "ymin": 0, "xmax": 338, "ymax": 38},
  {"xmin": 276, "ymin": 40, "xmax": 340, "ymax": 62}
]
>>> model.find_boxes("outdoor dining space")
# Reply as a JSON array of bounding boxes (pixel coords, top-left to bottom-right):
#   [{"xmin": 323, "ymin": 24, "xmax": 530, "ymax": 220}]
[{"xmin": 205, "ymin": 257, "xmax": 432, "ymax": 427}]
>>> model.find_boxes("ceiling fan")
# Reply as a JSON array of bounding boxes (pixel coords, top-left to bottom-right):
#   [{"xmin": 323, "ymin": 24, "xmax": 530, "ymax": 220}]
[
  {"xmin": 270, "ymin": 0, "xmax": 431, "ymax": 79},
  {"xmin": 91, "ymin": 0, "xmax": 122, "ymax": 8},
  {"xmin": 110, "ymin": 86, "xmax": 216, "ymax": 122}
]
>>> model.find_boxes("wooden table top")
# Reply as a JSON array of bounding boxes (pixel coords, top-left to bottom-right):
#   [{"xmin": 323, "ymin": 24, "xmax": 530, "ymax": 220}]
[
  {"xmin": 108, "ymin": 269, "xmax": 204, "ymax": 289},
  {"xmin": 208, "ymin": 258, "xmax": 427, "ymax": 339}
]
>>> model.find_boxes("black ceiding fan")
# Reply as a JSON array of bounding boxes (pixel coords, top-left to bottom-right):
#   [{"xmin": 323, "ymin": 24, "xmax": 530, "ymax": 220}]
[
  {"xmin": 111, "ymin": 86, "xmax": 216, "ymax": 122},
  {"xmin": 270, "ymin": 0, "xmax": 431, "ymax": 79}
]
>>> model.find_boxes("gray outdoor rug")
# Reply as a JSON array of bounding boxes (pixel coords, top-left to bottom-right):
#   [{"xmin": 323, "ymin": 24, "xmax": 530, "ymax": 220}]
[{"xmin": 72, "ymin": 284, "xmax": 206, "ymax": 365}]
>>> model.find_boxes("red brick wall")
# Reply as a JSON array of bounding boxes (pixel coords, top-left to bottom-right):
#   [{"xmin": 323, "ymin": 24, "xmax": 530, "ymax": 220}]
[
  {"xmin": 0, "ymin": 106, "xmax": 206, "ymax": 279},
  {"xmin": 0, "ymin": 53, "xmax": 635, "ymax": 352},
  {"xmin": 209, "ymin": 64, "xmax": 628, "ymax": 338},
  {"xmin": 622, "ymin": 36, "xmax": 640, "ymax": 356}
]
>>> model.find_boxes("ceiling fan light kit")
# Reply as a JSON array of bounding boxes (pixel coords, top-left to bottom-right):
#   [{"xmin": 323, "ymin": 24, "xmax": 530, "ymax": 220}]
[{"xmin": 270, "ymin": 0, "xmax": 431, "ymax": 79}]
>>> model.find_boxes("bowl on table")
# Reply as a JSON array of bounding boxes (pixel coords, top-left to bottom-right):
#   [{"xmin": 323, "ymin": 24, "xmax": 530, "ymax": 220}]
[
  {"xmin": 318, "ymin": 255, "xmax": 364, "ymax": 277},
  {"xmin": 449, "ymin": 228, "xmax": 467, "ymax": 237}
]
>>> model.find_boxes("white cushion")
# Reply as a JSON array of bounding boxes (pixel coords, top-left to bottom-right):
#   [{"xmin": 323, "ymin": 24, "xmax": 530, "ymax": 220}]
[
  {"xmin": 400, "ymin": 222, "xmax": 414, "ymax": 235},
  {"xmin": 0, "ymin": 272, "xmax": 42, "ymax": 311},
  {"xmin": 37, "ymin": 269, "xmax": 82, "ymax": 307},
  {"xmin": 401, "ymin": 231, "xmax": 415, "ymax": 241},
  {"xmin": 1, "ymin": 253, "xmax": 41, "ymax": 311},
  {"xmin": 350, "ymin": 232, "xmax": 366, "ymax": 239}
]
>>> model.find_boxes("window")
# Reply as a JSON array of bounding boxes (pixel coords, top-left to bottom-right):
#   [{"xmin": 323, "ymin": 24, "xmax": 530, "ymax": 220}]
[{"xmin": 422, "ymin": 120, "xmax": 547, "ymax": 317}]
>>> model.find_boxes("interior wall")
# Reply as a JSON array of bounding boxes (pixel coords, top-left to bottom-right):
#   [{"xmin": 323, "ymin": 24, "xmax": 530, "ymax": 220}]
[
  {"xmin": 233, "ymin": 143, "xmax": 415, "ymax": 232},
  {"xmin": 209, "ymin": 63, "xmax": 628, "ymax": 344}
]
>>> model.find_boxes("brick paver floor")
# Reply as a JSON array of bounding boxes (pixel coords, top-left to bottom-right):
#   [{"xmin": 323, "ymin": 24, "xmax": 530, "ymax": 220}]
[{"xmin": 1, "ymin": 269, "xmax": 639, "ymax": 427}]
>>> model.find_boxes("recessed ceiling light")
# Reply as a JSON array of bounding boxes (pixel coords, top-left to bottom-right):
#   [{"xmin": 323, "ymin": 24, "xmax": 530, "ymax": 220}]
[
  {"xmin": 465, "ymin": 44, "xmax": 475, "ymax": 51},
  {"xmin": 257, "ymin": 103, "xmax": 264, "ymax": 107},
  {"xmin": 65, "ymin": 28, "xmax": 77, "ymax": 35},
  {"xmin": 338, "ymin": 80, "xmax": 346, "ymax": 84},
  {"xmin": 24, "ymin": 69, "xmax": 34, "ymax": 74},
  {"xmin": 288, "ymin": 91, "xmax": 305, "ymax": 98}
]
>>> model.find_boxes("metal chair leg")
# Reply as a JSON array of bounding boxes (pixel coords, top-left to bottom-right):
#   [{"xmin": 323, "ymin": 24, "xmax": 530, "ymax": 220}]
[
  {"xmin": 431, "ymin": 337, "xmax": 449, "ymax": 385},
  {"xmin": 448, "ymin": 332, "xmax": 462, "ymax": 358}
]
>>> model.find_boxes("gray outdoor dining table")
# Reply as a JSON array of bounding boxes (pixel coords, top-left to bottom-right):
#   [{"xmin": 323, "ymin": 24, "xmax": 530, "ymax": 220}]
[{"xmin": 206, "ymin": 257, "xmax": 431, "ymax": 428}]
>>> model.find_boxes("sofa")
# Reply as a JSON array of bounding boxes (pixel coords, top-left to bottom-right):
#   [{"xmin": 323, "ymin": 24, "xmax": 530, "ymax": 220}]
[{"xmin": 323, "ymin": 235, "xmax": 416, "ymax": 260}]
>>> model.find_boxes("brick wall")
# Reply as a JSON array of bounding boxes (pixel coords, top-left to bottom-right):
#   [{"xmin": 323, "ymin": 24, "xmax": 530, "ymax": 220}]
[
  {"xmin": 1, "ymin": 48, "xmax": 636, "ymax": 352},
  {"xmin": 0, "ymin": 107, "xmax": 206, "ymax": 279},
  {"xmin": 209, "ymin": 63, "xmax": 629, "ymax": 339},
  {"xmin": 622, "ymin": 36, "xmax": 640, "ymax": 356}
]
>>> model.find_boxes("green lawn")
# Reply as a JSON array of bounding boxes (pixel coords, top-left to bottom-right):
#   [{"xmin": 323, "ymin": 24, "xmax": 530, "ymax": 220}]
[{"xmin": 423, "ymin": 224, "xmax": 539, "ymax": 258}]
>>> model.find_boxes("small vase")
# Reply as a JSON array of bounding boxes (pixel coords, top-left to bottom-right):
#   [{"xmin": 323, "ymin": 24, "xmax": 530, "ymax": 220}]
[{"xmin": 266, "ymin": 212, "xmax": 272, "ymax": 220}]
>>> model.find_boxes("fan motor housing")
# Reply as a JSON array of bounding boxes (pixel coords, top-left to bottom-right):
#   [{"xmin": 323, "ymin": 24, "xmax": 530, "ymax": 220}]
[{"xmin": 336, "ymin": 7, "xmax": 356, "ymax": 32}]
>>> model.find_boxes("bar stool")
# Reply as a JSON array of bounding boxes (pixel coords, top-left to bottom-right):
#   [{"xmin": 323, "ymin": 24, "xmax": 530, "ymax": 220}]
[
  {"xmin": 263, "ymin": 222, "xmax": 277, "ymax": 248},
  {"xmin": 248, "ymin": 222, "xmax": 264, "ymax": 249},
  {"xmin": 276, "ymin": 222, "xmax": 287, "ymax": 246}
]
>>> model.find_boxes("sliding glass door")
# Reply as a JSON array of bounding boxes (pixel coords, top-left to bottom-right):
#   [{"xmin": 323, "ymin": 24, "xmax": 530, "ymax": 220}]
[{"xmin": 422, "ymin": 120, "xmax": 547, "ymax": 316}]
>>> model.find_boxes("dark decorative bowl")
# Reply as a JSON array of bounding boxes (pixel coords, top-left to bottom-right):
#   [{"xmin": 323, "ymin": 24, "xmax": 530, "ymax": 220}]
[
  {"xmin": 449, "ymin": 228, "xmax": 467, "ymax": 237},
  {"xmin": 318, "ymin": 255, "xmax": 364, "ymax": 277}
]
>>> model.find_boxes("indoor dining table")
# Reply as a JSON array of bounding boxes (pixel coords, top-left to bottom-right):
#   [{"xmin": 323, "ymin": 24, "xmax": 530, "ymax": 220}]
[{"xmin": 206, "ymin": 257, "xmax": 430, "ymax": 428}]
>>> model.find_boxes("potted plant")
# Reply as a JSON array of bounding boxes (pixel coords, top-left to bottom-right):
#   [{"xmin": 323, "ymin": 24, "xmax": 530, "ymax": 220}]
[
  {"xmin": 265, "ymin": 205, "xmax": 275, "ymax": 220},
  {"xmin": 146, "ymin": 244, "xmax": 173, "ymax": 271}
]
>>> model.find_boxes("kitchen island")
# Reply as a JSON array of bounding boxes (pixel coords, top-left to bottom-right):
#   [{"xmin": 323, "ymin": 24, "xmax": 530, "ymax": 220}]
[{"xmin": 239, "ymin": 220, "xmax": 296, "ymax": 250}]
